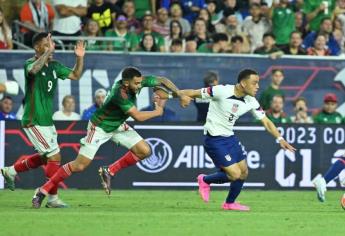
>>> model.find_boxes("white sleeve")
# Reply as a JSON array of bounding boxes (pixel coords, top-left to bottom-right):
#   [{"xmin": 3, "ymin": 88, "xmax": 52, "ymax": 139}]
[
  {"xmin": 200, "ymin": 85, "xmax": 230, "ymax": 100},
  {"xmin": 250, "ymin": 98, "xmax": 266, "ymax": 120}
]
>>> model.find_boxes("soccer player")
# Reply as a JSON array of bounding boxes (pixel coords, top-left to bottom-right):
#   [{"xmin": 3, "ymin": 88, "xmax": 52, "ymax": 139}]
[
  {"xmin": 179, "ymin": 69, "xmax": 296, "ymax": 211},
  {"xmin": 31, "ymin": 66, "xmax": 191, "ymax": 208},
  {"xmin": 1, "ymin": 32, "xmax": 85, "ymax": 208},
  {"xmin": 313, "ymin": 152, "xmax": 345, "ymax": 202}
]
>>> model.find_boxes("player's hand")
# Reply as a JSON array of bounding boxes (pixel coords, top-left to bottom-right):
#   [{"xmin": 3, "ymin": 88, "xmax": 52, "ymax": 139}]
[
  {"xmin": 74, "ymin": 40, "xmax": 86, "ymax": 57},
  {"xmin": 279, "ymin": 140, "xmax": 296, "ymax": 153},
  {"xmin": 179, "ymin": 95, "xmax": 192, "ymax": 108},
  {"xmin": 154, "ymin": 102, "xmax": 164, "ymax": 116},
  {"xmin": 46, "ymin": 33, "xmax": 55, "ymax": 53}
]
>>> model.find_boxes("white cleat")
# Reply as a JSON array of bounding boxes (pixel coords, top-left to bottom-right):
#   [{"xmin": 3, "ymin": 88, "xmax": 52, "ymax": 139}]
[{"xmin": 313, "ymin": 177, "xmax": 327, "ymax": 202}]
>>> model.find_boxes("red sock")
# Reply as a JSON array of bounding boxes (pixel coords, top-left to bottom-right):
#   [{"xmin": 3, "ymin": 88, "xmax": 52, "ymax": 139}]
[
  {"xmin": 45, "ymin": 160, "xmax": 60, "ymax": 195},
  {"xmin": 14, "ymin": 154, "xmax": 44, "ymax": 173},
  {"xmin": 41, "ymin": 163, "xmax": 72, "ymax": 194},
  {"xmin": 108, "ymin": 151, "xmax": 140, "ymax": 176}
]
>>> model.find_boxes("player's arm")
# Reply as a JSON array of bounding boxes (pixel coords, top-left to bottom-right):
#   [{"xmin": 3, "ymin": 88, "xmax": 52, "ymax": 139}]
[
  {"xmin": 260, "ymin": 116, "xmax": 296, "ymax": 152},
  {"xmin": 127, "ymin": 103, "xmax": 163, "ymax": 122},
  {"xmin": 28, "ymin": 34, "xmax": 54, "ymax": 75},
  {"xmin": 68, "ymin": 41, "xmax": 85, "ymax": 80}
]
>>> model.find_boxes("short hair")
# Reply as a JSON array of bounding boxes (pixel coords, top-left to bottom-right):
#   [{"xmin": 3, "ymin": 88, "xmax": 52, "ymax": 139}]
[
  {"xmin": 32, "ymin": 32, "xmax": 49, "ymax": 47},
  {"xmin": 1, "ymin": 95, "xmax": 12, "ymax": 102},
  {"xmin": 263, "ymin": 32, "xmax": 275, "ymax": 40},
  {"xmin": 122, "ymin": 67, "xmax": 142, "ymax": 81},
  {"xmin": 171, "ymin": 38, "xmax": 183, "ymax": 46},
  {"xmin": 250, "ymin": 3, "xmax": 261, "ymax": 9},
  {"xmin": 213, "ymin": 33, "xmax": 228, "ymax": 43},
  {"xmin": 203, "ymin": 71, "xmax": 219, "ymax": 87},
  {"xmin": 272, "ymin": 94, "xmax": 285, "ymax": 102},
  {"xmin": 290, "ymin": 31, "xmax": 302, "ymax": 38},
  {"xmin": 231, "ymin": 35, "xmax": 243, "ymax": 43},
  {"xmin": 272, "ymin": 69, "xmax": 284, "ymax": 75},
  {"xmin": 237, "ymin": 69, "xmax": 258, "ymax": 83},
  {"xmin": 320, "ymin": 17, "xmax": 332, "ymax": 24},
  {"xmin": 62, "ymin": 95, "xmax": 75, "ymax": 106},
  {"xmin": 293, "ymin": 97, "xmax": 307, "ymax": 106}
]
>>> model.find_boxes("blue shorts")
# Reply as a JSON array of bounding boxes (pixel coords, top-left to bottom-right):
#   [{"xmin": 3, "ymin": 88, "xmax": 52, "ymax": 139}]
[{"xmin": 204, "ymin": 134, "xmax": 247, "ymax": 168}]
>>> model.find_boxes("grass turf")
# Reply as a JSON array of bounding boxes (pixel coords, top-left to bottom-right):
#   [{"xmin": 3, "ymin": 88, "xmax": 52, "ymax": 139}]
[{"xmin": 0, "ymin": 190, "xmax": 344, "ymax": 236}]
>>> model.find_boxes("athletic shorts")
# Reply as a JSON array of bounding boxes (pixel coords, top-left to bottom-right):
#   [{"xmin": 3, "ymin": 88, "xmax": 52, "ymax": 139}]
[
  {"xmin": 204, "ymin": 134, "xmax": 247, "ymax": 168},
  {"xmin": 79, "ymin": 121, "xmax": 143, "ymax": 160},
  {"xmin": 23, "ymin": 125, "xmax": 60, "ymax": 158}
]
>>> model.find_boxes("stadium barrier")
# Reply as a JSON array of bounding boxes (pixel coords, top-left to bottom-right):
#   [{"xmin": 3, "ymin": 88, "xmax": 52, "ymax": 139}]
[{"xmin": 3, "ymin": 121, "xmax": 345, "ymax": 190}]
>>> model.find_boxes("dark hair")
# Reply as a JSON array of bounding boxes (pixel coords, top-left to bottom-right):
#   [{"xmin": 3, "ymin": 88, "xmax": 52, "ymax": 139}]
[
  {"xmin": 1, "ymin": 95, "xmax": 12, "ymax": 102},
  {"xmin": 185, "ymin": 35, "xmax": 197, "ymax": 42},
  {"xmin": 231, "ymin": 35, "xmax": 243, "ymax": 43},
  {"xmin": 171, "ymin": 38, "xmax": 183, "ymax": 46},
  {"xmin": 237, "ymin": 69, "xmax": 258, "ymax": 83},
  {"xmin": 250, "ymin": 3, "xmax": 261, "ymax": 9},
  {"xmin": 272, "ymin": 94, "xmax": 285, "ymax": 102},
  {"xmin": 272, "ymin": 69, "xmax": 284, "ymax": 75},
  {"xmin": 320, "ymin": 17, "xmax": 332, "ymax": 24},
  {"xmin": 122, "ymin": 67, "xmax": 142, "ymax": 81},
  {"xmin": 213, "ymin": 33, "xmax": 228, "ymax": 43},
  {"xmin": 203, "ymin": 71, "xmax": 219, "ymax": 87},
  {"xmin": 62, "ymin": 95, "xmax": 75, "ymax": 106},
  {"xmin": 139, "ymin": 33, "xmax": 158, "ymax": 52},
  {"xmin": 293, "ymin": 97, "xmax": 307, "ymax": 106},
  {"xmin": 32, "ymin": 32, "xmax": 49, "ymax": 47},
  {"xmin": 169, "ymin": 20, "xmax": 183, "ymax": 39},
  {"xmin": 290, "ymin": 30, "xmax": 302, "ymax": 38},
  {"xmin": 263, "ymin": 32, "xmax": 275, "ymax": 40}
]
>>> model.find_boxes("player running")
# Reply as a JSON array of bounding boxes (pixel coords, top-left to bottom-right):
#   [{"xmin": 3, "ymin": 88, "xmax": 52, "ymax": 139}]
[
  {"xmin": 1, "ymin": 32, "xmax": 85, "ymax": 208},
  {"xmin": 313, "ymin": 152, "xmax": 345, "ymax": 202},
  {"xmin": 31, "ymin": 66, "xmax": 191, "ymax": 208},
  {"xmin": 179, "ymin": 69, "xmax": 296, "ymax": 211}
]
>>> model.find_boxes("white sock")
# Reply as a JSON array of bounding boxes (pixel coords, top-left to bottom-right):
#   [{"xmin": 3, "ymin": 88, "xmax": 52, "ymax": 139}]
[
  {"xmin": 8, "ymin": 166, "xmax": 17, "ymax": 176},
  {"xmin": 48, "ymin": 194, "xmax": 58, "ymax": 202}
]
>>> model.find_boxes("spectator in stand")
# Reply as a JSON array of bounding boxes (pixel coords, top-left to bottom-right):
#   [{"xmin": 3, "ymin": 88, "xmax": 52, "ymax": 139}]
[
  {"xmin": 242, "ymin": 3, "xmax": 271, "ymax": 52},
  {"xmin": 20, "ymin": 0, "xmax": 55, "ymax": 46},
  {"xmin": 81, "ymin": 89, "xmax": 107, "ymax": 121},
  {"xmin": 105, "ymin": 13, "xmax": 139, "ymax": 51},
  {"xmin": 165, "ymin": 20, "xmax": 185, "ymax": 51},
  {"xmin": 198, "ymin": 8, "xmax": 216, "ymax": 33},
  {"xmin": 230, "ymin": 35, "xmax": 247, "ymax": 54},
  {"xmin": 138, "ymin": 33, "xmax": 158, "ymax": 51},
  {"xmin": 185, "ymin": 35, "xmax": 198, "ymax": 52},
  {"xmin": 52, "ymin": 0, "xmax": 87, "ymax": 49},
  {"xmin": 306, "ymin": 33, "xmax": 331, "ymax": 56},
  {"xmin": 87, "ymin": 0, "xmax": 119, "ymax": 35},
  {"xmin": 281, "ymin": 31, "xmax": 306, "ymax": 55},
  {"xmin": 269, "ymin": 0, "xmax": 295, "ymax": 48},
  {"xmin": 332, "ymin": 27, "xmax": 344, "ymax": 53},
  {"xmin": 180, "ymin": 0, "xmax": 207, "ymax": 23},
  {"xmin": 302, "ymin": 17, "xmax": 341, "ymax": 55},
  {"xmin": 138, "ymin": 13, "xmax": 165, "ymax": 51},
  {"xmin": 0, "ymin": 7, "xmax": 13, "ymax": 49},
  {"xmin": 313, "ymin": 93, "xmax": 343, "ymax": 124},
  {"xmin": 222, "ymin": 0, "xmax": 243, "ymax": 23},
  {"xmin": 290, "ymin": 97, "xmax": 313, "ymax": 124},
  {"xmin": 122, "ymin": 0, "xmax": 141, "ymax": 32},
  {"xmin": 303, "ymin": 0, "xmax": 336, "ymax": 32},
  {"xmin": 266, "ymin": 95, "xmax": 291, "ymax": 124},
  {"xmin": 168, "ymin": 2, "xmax": 191, "ymax": 36},
  {"xmin": 190, "ymin": 17, "xmax": 211, "ymax": 49},
  {"xmin": 169, "ymin": 38, "xmax": 184, "ymax": 52},
  {"xmin": 53, "ymin": 95, "xmax": 80, "ymax": 121},
  {"xmin": 254, "ymin": 33, "xmax": 283, "ymax": 58},
  {"xmin": 334, "ymin": 0, "xmax": 345, "ymax": 18},
  {"xmin": 0, "ymin": 96, "xmax": 16, "ymax": 120},
  {"xmin": 83, "ymin": 19, "xmax": 103, "ymax": 51},
  {"xmin": 153, "ymin": 8, "xmax": 170, "ymax": 37},
  {"xmin": 197, "ymin": 33, "xmax": 229, "ymax": 53},
  {"xmin": 295, "ymin": 11, "xmax": 308, "ymax": 38},
  {"xmin": 206, "ymin": 0, "xmax": 222, "ymax": 25},
  {"xmin": 133, "ymin": 0, "xmax": 156, "ymax": 19},
  {"xmin": 259, "ymin": 69, "xmax": 285, "ymax": 111}
]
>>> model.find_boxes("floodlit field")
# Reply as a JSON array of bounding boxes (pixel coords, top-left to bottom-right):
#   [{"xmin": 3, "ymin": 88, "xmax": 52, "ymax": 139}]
[{"xmin": 0, "ymin": 190, "xmax": 343, "ymax": 236}]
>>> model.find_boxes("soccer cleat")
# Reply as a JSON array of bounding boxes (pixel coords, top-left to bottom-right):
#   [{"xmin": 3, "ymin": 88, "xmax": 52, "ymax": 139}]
[
  {"xmin": 99, "ymin": 166, "xmax": 112, "ymax": 195},
  {"xmin": 46, "ymin": 198, "xmax": 68, "ymax": 208},
  {"xmin": 32, "ymin": 188, "xmax": 46, "ymax": 209},
  {"xmin": 197, "ymin": 174, "xmax": 210, "ymax": 203},
  {"xmin": 341, "ymin": 194, "xmax": 345, "ymax": 210},
  {"xmin": 1, "ymin": 167, "xmax": 15, "ymax": 191},
  {"xmin": 313, "ymin": 176, "xmax": 327, "ymax": 202},
  {"xmin": 222, "ymin": 202, "xmax": 250, "ymax": 211}
]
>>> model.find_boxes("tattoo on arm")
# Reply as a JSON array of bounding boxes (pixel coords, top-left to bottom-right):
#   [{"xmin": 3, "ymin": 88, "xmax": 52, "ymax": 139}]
[
  {"xmin": 156, "ymin": 77, "xmax": 180, "ymax": 97},
  {"xmin": 29, "ymin": 51, "xmax": 51, "ymax": 75},
  {"xmin": 70, "ymin": 56, "xmax": 84, "ymax": 80}
]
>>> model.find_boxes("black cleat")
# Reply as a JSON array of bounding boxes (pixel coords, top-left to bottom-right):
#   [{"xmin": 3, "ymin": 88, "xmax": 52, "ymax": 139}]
[
  {"xmin": 98, "ymin": 166, "xmax": 112, "ymax": 196},
  {"xmin": 32, "ymin": 188, "xmax": 46, "ymax": 209}
]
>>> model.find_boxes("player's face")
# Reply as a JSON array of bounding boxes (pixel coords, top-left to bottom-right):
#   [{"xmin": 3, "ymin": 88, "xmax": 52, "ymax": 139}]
[
  {"xmin": 35, "ymin": 38, "xmax": 53, "ymax": 60},
  {"xmin": 128, "ymin": 76, "xmax": 143, "ymax": 94},
  {"xmin": 243, "ymin": 74, "xmax": 260, "ymax": 97}
]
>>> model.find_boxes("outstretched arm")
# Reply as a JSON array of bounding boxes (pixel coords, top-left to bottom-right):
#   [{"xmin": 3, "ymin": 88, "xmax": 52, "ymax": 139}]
[
  {"xmin": 68, "ymin": 41, "xmax": 85, "ymax": 80},
  {"xmin": 127, "ymin": 103, "xmax": 163, "ymax": 122},
  {"xmin": 28, "ymin": 34, "xmax": 54, "ymax": 75},
  {"xmin": 260, "ymin": 116, "xmax": 296, "ymax": 152}
]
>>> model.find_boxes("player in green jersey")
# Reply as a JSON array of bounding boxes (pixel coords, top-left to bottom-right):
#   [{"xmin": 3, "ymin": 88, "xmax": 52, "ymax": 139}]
[
  {"xmin": 1, "ymin": 32, "xmax": 85, "ymax": 208},
  {"xmin": 31, "ymin": 66, "xmax": 192, "ymax": 208}
]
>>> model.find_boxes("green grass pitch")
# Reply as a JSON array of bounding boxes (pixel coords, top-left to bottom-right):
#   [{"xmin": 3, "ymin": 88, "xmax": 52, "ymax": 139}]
[{"xmin": 0, "ymin": 190, "xmax": 343, "ymax": 236}]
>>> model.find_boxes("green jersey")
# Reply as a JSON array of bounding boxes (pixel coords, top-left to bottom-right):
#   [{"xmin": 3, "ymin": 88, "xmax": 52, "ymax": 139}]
[
  {"xmin": 266, "ymin": 113, "xmax": 291, "ymax": 124},
  {"xmin": 197, "ymin": 43, "xmax": 213, "ymax": 53},
  {"xmin": 303, "ymin": 0, "xmax": 335, "ymax": 31},
  {"xmin": 134, "ymin": 0, "xmax": 151, "ymax": 19},
  {"xmin": 21, "ymin": 58, "xmax": 72, "ymax": 127},
  {"xmin": 105, "ymin": 29, "xmax": 139, "ymax": 51},
  {"xmin": 138, "ymin": 32, "xmax": 165, "ymax": 49},
  {"xmin": 91, "ymin": 76, "xmax": 159, "ymax": 132},
  {"xmin": 259, "ymin": 85, "xmax": 284, "ymax": 110},
  {"xmin": 313, "ymin": 110, "xmax": 343, "ymax": 124},
  {"xmin": 272, "ymin": 6, "xmax": 295, "ymax": 45}
]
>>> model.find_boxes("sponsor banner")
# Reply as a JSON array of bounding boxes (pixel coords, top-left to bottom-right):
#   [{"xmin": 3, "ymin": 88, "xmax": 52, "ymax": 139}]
[
  {"xmin": 4, "ymin": 121, "xmax": 345, "ymax": 189},
  {"xmin": 0, "ymin": 121, "xmax": 4, "ymax": 189}
]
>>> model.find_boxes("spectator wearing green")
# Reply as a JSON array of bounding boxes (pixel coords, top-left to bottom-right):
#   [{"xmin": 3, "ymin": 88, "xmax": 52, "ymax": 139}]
[
  {"xmin": 134, "ymin": 0, "xmax": 156, "ymax": 19},
  {"xmin": 253, "ymin": 33, "xmax": 283, "ymax": 59},
  {"xmin": 269, "ymin": 0, "xmax": 295, "ymax": 46},
  {"xmin": 265, "ymin": 95, "xmax": 291, "ymax": 124},
  {"xmin": 83, "ymin": 19, "xmax": 103, "ymax": 51},
  {"xmin": 105, "ymin": 14, "xmax": 139, "ymax": 51},
  {"xmin": 303, "ymin": 0, "xmax": 336, "ymax": 31},
  {"xmin": 138, "ymin": 13, "xmax": 165, "ymax": 51},
  {"xmin": 259, "ymin": 69, "xmax": 285, "ymax": 111},
  {"xmin": 197, "ymin": 33, "xmax": 229, "ymax": 53},
  {"xmin": 138, "ymin": 33, "xmax": 159, "ymax": 52},
  {"xmin": 313, "ymin": 93, "xmax": 343, "ymax": 124}
]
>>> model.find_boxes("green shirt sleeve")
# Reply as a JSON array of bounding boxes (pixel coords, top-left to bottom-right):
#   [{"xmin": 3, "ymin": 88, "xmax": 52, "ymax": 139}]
[
  {"xmin": 54, "ymin": 61, "xmax": 73, "ymax": 80},
  {"xmin": 113, "ymin": 94, "xmax": 135, "ymax": 113},
  {"xmin": 24, "ymin": 59, "xmax": 35, "ymax": 78},
  {"xmin": 141, "ymin": 76, "xmax": 160, "ymax": 87}
]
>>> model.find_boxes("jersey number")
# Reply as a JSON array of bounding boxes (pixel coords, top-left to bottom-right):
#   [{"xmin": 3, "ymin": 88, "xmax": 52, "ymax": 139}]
[{"xmin": 47, "ymin": 80, "xmax": 53, "ymax": 92}]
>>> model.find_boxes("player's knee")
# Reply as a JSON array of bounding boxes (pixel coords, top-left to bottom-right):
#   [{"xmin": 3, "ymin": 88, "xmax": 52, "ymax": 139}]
[
  {"xmin": 135, "ymin": 144, "xmax": 152, "ymax": 159},
  {"xmin": 226, "ymin": 169, "xmax": 241, "ymax": 181},
  {"xmin": 240, "ymin": 169, "xmax": 248, "ymax": 180}
]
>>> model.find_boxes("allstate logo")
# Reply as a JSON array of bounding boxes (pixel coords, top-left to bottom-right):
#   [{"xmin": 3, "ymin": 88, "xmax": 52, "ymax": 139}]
[{"xmin": 136, "ymin": 138, "xmax": 173, "ymax": 173}]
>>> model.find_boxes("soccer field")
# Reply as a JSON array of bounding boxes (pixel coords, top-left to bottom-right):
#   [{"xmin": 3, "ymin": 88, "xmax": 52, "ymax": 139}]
[{"xmin": 0, "ymin": 190, "xmax": 343, "ymax": 236}]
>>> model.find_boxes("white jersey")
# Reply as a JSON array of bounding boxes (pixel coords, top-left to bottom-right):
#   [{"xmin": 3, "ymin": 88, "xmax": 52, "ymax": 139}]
[{"xmin": 201, "ymin": 84, "xmax": 266, "ymax": 137}]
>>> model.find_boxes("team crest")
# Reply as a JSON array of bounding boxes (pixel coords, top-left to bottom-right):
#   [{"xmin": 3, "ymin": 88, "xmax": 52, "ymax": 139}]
[{"xmin": 231, "ymin": 104, "xmax": 239, "ymax": 113}]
